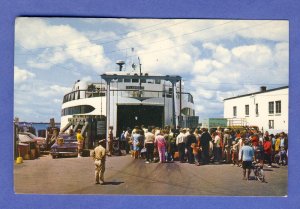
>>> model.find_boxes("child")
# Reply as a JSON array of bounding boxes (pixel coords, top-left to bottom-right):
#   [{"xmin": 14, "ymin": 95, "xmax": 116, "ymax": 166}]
[
  {"xmin": 231, "ymin": 140, "xmax": 239, "ymax": 166},
  {"xmin": 191, "ymin": 142, "xmax": 200, "ymax": 166},
  {"xmin": 255, "ymin": 140, "xmax": 264, "ymax": 166}
]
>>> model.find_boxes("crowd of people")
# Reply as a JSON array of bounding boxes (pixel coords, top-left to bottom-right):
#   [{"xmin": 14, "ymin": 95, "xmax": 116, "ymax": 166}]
[
  {"xmin": 117, "ymin": 125, "xmax": 288, "ymax": 168},
  {"xmin": 91, "ymin": 125, "xmax": 288, "ymax": 184}
]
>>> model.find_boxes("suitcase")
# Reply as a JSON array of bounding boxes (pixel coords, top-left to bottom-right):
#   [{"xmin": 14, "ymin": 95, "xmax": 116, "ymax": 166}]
[
  {"xmin": 174, "ymin": 151, "xmax": 179, "ymax": 160},
  {"xmin": 81, "ymin": 149, "xmax": 90, "ymax": 157}
]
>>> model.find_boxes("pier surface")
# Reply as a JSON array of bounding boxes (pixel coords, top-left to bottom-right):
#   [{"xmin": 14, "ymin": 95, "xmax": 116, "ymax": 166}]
[{"xmin": 14, "ymin": 154, "xmax": 287, "ymax": 196}]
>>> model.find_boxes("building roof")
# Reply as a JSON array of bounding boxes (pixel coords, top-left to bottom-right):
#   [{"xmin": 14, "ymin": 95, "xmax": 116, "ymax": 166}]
[{"xmin": 223, "ymin": 86, "xmax": 288, "ymax": 101}]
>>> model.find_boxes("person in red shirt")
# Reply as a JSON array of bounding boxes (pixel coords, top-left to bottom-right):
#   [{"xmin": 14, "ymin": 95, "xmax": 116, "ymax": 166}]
[
  {"xmin": 251, "ymin": 134, "xmax": 259, "ymax": 148},
  {"xmin": 263, "ymin": 136, "xmax": 272, "ymax": 167}
]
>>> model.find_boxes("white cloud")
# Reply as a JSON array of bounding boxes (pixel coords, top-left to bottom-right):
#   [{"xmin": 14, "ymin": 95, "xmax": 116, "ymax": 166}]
[
  {"xmin": 53, "ymin": 98, "xmax": 61, "ymax": 104},
  {"xmin": 15, "ymin": 17, "xmax": 111, "ymax": 71},
  {"xmin": 81, "ymin": 76, "xmax": 93, "ymax": 82},
  {"xmin": 274, "ymin": 42, "xmax": 289, "ymax": 68},
  {"xmin": 50, "ymin": 85, "xmax": 70, "ymax": 93},
  {"xmin": 14, "ymin": 66, "xmax": 35, "ymax": 83},
  {"xmin": 236, "ymin": 20, "xmax": 288, "ymax": 42},
  {"xmin": 193, "ymin": 59, "xmax": 223, "ymax": 75},
  {"xmin": 190, "ymin": 41, "xmax": 287, "ymax": 120},
  {"xmin": 232, "ymin": 44, "xmax": 273, "ymax": 67},
  {"xmin": 213, "ymin": 45, "xmax": 231, "ymax": 64}
]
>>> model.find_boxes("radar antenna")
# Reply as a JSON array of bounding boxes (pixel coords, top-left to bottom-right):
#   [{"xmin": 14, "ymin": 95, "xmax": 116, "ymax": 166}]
[{"xmin": 116, "ymin": 60, "xmax": 125, "ymax": 71}]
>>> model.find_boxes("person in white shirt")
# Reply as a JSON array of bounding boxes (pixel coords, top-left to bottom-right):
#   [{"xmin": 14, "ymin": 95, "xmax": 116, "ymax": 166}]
[
  {"xmin": 144, "ymin": 128, "xmax": 155, "ymax": 163},
  {"xmin": 176, "ymin": 129, "xmax": 187, "ymax": 163}
]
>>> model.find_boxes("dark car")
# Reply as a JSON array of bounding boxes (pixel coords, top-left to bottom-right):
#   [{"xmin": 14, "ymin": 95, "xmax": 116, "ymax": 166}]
[{"xmin": 50, "ymin": 133, "xmax": 78, "ymax": 159}]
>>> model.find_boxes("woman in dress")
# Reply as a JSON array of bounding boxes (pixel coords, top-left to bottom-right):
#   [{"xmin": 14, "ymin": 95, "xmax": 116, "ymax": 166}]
[{"xmin": 155, "ymin": 130, "xmax": 167, "ymax": 163}]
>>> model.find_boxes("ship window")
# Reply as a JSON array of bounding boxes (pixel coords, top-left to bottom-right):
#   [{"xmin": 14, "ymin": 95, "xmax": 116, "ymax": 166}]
[
  {"xmin": 155, "ymin": 79, "xmax": 161, "ymax": 84},
  {"xmin": 118, "ymin": 78, "xmax": 123, "ymax": 82},
  {"xmin": 124, "ymin": 78, "xmax": 131, "ymax": 83},
  {"xmin": 181, "ymin": 107, "xmax": 194, "ymax": 116},
  {"xmin": 141, "ymin": 79, "xmax": 146, "ymax": 83},
  {"xmin": 187, "ymin": 94, "xmax": 194, "ymax": 103},
  {"xmin": 132, "ymin": 78, "xmax": 139, "ymax": 83},
  {"xmin": 147, "ymin": 79, "xmax": 154, "ymax": 83},
  {"xmin": 77, "ymin": 91, "xmax": 80, "ymax": 99},
  {"xmin": 61, "ymin": 105, "xmax": 95, "ymax": 116}
]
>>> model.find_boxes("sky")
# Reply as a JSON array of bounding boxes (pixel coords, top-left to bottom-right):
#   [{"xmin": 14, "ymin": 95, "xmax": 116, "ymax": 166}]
[{"xmin": 14, "ymin": 18, "xmax": 289, "ymax": 123}]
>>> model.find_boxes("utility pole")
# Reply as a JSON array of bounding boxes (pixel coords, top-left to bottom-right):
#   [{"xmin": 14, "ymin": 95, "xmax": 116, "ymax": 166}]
[{"xmin": 138, "ymin": 57, "xmax": 142, "ymax": 97}]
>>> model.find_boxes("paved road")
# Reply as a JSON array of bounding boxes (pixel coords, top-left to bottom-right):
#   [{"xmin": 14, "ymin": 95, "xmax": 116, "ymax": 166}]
[{"xmin": 14, "ymin": 154, "xmax": 287, "ymax": 196}]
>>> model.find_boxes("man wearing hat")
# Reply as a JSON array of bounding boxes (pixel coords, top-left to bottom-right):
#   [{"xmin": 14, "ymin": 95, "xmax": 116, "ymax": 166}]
[{"xmin": 91, "ymin": 139, "xmax": 107, "ymax": 185}]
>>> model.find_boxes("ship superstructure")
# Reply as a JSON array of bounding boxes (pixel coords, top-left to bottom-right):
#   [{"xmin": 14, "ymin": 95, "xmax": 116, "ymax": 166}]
[{"xmin": 60, "ymin": 61, "xmax": 198, "ymax": 138}]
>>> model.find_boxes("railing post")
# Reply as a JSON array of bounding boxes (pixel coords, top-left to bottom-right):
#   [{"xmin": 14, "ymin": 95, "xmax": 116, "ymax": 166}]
[{"xmin": 104, "ymin": 78, "xmax": 112, "ymax": 150}]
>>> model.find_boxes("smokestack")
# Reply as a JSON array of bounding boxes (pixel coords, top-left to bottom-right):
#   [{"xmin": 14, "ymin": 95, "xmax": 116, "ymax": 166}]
[{"xmin": 260, "ymin": 86, "xmax": 267, "ymax": 92}]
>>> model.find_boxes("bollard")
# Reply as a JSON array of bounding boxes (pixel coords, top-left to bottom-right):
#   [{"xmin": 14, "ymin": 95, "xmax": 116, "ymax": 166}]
[
  {"xmin": 16, "ymin": 157, "xmax": 23, "ymax": 164},
  {"xmin": 16, "ymin": 149, "xmax": 23, "ymax": 164}
]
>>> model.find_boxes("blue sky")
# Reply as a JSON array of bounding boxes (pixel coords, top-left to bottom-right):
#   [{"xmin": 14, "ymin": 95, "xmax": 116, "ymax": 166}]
[{"xmin": 14, "ymin": 18, "xmax": 288, "ymax": 123}]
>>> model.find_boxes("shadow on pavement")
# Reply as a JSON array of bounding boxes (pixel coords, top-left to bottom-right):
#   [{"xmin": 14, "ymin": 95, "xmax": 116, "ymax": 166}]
[{"xmin": 102, "ymin": 181, "xmax": 124, "ymax": 185}]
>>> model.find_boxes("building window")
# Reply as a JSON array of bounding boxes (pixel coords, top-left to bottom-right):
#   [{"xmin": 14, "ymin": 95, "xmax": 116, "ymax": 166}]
[
  {"xmin": 255, "ymin": 103, "xmax": 259, "ymax": 116},
  {"xmin": 233, "ymin": 106, "xmax": 237, "ymax": 117},
  {"xmin": 275, "ymin": 100, "xmax": 281, "ymax": 114},
  {"xmin": 269, "ymin": 120, "xmax": 274, "ymax": 129},
  {"xmin": 269, "ymin": 101, "xmax": 274, "ymax": 114},
  {"xmin": 245, "ymin": 105, "xmax": 249, "ymax": 116}
]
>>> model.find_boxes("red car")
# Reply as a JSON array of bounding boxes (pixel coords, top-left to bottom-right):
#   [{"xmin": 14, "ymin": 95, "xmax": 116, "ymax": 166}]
[{"xmin": 19, "ymin": 132, "xmax": 47, "ymax": 151}]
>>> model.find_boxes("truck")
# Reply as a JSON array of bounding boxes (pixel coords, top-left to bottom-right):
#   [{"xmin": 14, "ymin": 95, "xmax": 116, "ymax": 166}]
[{"xmin": 201, "ymin": 118, "xmax": 228, "ymax": 131}]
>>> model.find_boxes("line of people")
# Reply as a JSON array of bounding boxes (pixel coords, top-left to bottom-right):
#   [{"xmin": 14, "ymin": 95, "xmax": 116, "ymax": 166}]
[{"xmin": 119, "ymin": 125, "xmax": 288, "ymax": 167}]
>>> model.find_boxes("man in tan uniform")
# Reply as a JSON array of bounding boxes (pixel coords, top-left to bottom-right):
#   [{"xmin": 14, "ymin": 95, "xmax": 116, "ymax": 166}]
[{"xmin": 91, "ymin": 139, "xmax": 106, "ymax": 184}]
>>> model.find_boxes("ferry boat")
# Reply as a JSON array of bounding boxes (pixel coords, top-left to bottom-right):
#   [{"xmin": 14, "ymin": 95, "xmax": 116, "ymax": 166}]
[{"xmin": 60, "ymin": 60, "xmax": 198, "ymax": 138}]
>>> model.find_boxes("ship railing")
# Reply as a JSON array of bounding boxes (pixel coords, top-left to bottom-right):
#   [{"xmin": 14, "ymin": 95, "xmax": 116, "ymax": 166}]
[{"xmin": 63, "ymin": 89, "xmax": 194, "ymax": 104}]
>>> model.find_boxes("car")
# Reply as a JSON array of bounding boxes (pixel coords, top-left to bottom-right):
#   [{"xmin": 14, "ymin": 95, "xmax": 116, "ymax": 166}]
[
  {"xmin": 19, "ymin": 132, "xmax": 47, "ymax": 151},
  {"xmin": 18, "ymin": 133, "xmax": 39, "ymax": 159},
  {"xmin": 50, "ymin": 133, "xmax": 78, "ymax": 159}
]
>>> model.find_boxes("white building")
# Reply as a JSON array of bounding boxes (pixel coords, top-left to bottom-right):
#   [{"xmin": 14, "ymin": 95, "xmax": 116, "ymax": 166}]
[{"xmin": 223, "ymin": 86, "xmax": 288, "ymax": 134}]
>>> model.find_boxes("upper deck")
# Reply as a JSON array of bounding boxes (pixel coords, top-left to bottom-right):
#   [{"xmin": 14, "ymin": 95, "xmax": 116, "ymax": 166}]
[{"xmin": 62, "ymin": 72, "xmax": 194, "ymax": 104}]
